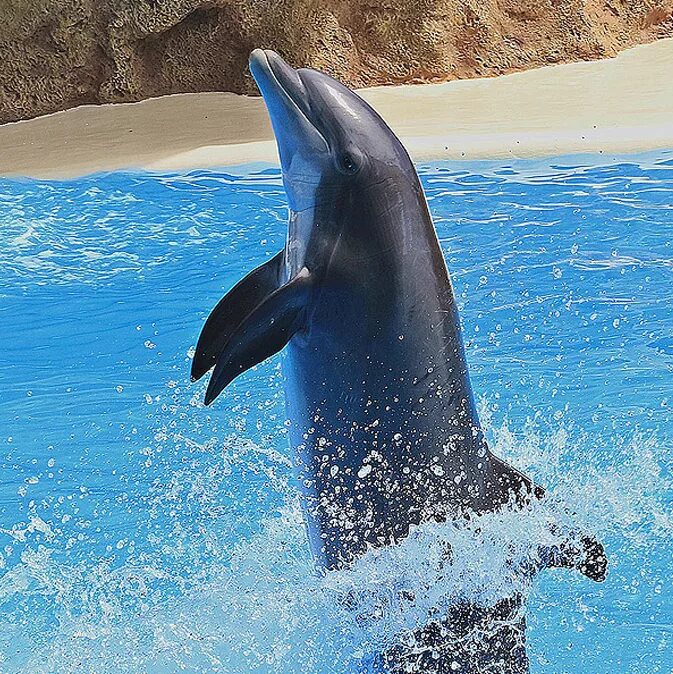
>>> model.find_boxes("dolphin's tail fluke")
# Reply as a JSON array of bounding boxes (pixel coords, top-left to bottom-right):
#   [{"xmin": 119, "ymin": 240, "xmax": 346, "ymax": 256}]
[
  {"xmin": 488, "ymin": 455, "xmax": 608, "ymax": 582},
  {"xmin": 535, "ymin": 525, "xmax": 608, "ymax": 582}
]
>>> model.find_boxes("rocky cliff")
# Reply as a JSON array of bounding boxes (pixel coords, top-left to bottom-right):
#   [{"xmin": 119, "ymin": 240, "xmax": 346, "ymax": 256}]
[{"xmin": 1, "ymin": 0, "xmax": 672, "ymax": 124}]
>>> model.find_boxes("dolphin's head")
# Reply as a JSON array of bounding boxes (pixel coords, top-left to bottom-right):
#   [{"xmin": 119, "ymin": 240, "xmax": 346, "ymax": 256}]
[{"xmin": 249, "ymin": 49, "xmax": 414, "ymax": 213}]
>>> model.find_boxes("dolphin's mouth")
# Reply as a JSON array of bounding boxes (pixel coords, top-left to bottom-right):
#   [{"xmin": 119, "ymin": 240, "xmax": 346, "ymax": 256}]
[{"xmin": 249, "ymin": 49, "xmax": 329, "ymax": 155}]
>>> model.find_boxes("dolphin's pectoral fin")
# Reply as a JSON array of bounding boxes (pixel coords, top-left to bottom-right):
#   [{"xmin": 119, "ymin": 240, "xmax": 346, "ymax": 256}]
[
  {"xmin": 191, "ymin": 251, "xmax": 284, "ymax": 382},
  {"xmin": 203, "ymin": 267, "xmax": 312, "ymax": 405}
]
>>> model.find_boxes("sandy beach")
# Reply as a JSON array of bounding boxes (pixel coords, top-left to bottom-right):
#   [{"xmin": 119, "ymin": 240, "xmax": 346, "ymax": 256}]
[{"xmin": 0, "ymin": 37, "xmax": 672, "ymax": 179}]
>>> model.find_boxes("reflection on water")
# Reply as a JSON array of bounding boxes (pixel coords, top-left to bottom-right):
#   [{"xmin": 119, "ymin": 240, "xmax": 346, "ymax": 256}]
[{"xmin": 0, "ymin": 152, "xmax": 671, "ymax": 673}]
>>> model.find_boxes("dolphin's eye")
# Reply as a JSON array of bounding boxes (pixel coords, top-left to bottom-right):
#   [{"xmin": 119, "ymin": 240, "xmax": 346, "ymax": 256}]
[{"xmin": 336, "ymin": 151, "xmax": 360, "ymax": 175}]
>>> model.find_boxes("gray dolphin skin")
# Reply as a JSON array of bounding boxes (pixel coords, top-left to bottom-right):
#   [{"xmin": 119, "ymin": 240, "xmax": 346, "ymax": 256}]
[{"xmin": 191, "ymin": 50, "xmax": 607, "ymax": 673}]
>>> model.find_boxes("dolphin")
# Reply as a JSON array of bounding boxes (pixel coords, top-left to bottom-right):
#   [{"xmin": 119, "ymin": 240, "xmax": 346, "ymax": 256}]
[{"xmin": 191, "ymin": 50, "xmax": 606, "ymax": 673}]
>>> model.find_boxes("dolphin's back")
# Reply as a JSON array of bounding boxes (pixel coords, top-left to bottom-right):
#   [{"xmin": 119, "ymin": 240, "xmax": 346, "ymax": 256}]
[{"xmin": 283, "ymin": 175, "xmax": 533, "ymax": 568}]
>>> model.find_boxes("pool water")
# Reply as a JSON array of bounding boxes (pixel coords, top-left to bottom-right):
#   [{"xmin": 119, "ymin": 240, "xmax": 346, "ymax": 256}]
[{"xmin": 0, "ymin": 153, "xmax": 671, "ymax": 673}]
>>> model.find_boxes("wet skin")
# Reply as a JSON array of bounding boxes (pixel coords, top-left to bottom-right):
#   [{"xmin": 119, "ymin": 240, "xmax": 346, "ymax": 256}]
[{"xmin": 191, "ymin": 50, "xmax": 607, "ymax": 673}]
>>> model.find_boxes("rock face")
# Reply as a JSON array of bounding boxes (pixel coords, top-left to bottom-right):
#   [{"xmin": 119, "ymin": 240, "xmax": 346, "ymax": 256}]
[{"xmin": 0, "ymin": 0, "xmax": 672, "ymax": 123}]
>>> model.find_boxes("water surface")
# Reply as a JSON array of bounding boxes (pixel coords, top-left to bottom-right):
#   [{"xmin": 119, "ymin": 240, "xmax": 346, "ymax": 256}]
[{"xmin": 0, "ymin": 152, "xmax": 671, "ymax": 673}]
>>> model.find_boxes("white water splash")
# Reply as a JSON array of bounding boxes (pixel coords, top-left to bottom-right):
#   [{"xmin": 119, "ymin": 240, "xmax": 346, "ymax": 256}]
[{"xmin": 0, "ymin": 411, "xmax": 669, "ymax": 674}]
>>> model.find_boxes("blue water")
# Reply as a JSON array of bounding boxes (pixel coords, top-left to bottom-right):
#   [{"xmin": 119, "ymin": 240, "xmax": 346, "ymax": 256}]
[{"xmin": 0, "ymin": 152, "xmax": 671, "ymax": 673}]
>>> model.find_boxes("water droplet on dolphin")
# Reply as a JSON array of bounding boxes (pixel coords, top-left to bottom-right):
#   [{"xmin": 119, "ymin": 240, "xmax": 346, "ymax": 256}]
[{"xmin": 358, "ymin": 464, "xmax": 372, "ymax": 479}]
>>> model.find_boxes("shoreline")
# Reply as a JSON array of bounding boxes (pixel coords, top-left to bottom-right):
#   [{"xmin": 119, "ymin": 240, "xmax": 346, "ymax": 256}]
[{"xmin": 0, "ymin": 38, "xmax": 672, "ymax": 179}]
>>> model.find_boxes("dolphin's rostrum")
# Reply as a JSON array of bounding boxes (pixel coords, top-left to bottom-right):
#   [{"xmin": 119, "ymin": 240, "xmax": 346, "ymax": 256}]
[{"xmin": 192, "ymin": 49, "xmax": 607, "ymax": 673}]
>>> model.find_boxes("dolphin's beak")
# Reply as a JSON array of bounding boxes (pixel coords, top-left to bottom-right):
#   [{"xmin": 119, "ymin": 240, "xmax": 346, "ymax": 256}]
[{"xmin": 249, "ymin": 49, "xmax": 329, "ymax": 170}]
